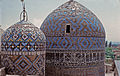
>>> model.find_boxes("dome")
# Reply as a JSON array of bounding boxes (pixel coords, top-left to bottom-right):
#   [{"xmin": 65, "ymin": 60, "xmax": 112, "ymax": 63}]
[
  {"xmin": 41, "ymin": 0, "xmax": 105, "ymax": 50},
  {"xmin": 1, "ymin": 0, "xmax": 46, "ymax": 75},
  {"xmin": 41, "ymin": 0, "xmax": 105, "ymax": 37},
  {"xmin": 40, "ymin": 0, "xmax": 105, "ymax": 76},
  {"xmin": 1, "ymin": 20, "xmax": 46, "ymax": 52},
  {"xmin": 1, "ymin": 20, "xmax": 46, "ymax": 75}
]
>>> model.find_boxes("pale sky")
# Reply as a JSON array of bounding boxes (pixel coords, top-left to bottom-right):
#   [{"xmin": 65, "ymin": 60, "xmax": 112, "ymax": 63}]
[{"xmin": 0, "ymin": 0, "xmax": 120, "ymax": 42}]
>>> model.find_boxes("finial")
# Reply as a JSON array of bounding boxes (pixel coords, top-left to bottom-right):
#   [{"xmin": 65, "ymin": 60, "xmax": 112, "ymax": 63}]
[{"xmin": 20, "ymin": 0, "xmax": 28, "ymax": 21}]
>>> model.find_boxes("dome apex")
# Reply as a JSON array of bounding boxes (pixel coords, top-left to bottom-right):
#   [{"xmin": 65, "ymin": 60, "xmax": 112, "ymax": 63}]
[{"xmin": 48, "ymin": 0, "xmax": 91, "ymax": 17}]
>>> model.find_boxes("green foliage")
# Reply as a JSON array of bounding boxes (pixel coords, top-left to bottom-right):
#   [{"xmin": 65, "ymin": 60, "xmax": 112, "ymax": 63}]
[
  {"xmin": 105, "ymin": 47, "xmax": 114, "ymax": 59},
  {"xmin": 117, "ymin": 56, "xmax": 120, "ymax": 60}
]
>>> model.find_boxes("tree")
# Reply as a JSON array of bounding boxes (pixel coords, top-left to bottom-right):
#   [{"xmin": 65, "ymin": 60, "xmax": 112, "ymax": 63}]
[{"xmin": 105, "ymin": 47, "xmax": 114, "ymax": 59}]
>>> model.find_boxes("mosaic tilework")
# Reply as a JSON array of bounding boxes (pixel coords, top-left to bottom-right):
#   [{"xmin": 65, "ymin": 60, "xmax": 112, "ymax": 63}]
[
  {"xmin": 1, "ymin": 41, "xmax": 45, "ymax": 52},
  {"xmin": 1, "ymin": 54, "xmax": 45, "ymax": 75},
  {"xmin": 1, "ymin": 20, "xmax": 46, "ymax": 52},
  {"xmin": 1, "ymin": 20, "xmax": 46, "ymax": 76},
  {"xmin": 41, "ymin": 1, "xmax": 105, "ymax": 38},
  {"xmin": 46, "ymin": 37, "xmax": 105, "ymax": 50},
  {"xmin": 46, "ymin": 51, "xmax": 105, "ymax": 66},
  {"xmin": 40, "ymin": 0, "xmax": 105, "ymax": 76}
]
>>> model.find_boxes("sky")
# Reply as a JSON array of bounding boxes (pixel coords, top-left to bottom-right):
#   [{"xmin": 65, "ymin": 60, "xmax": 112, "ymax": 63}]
[{"xmin": 0, "ymin": 0, "xmax": 120, "ymax": 42}]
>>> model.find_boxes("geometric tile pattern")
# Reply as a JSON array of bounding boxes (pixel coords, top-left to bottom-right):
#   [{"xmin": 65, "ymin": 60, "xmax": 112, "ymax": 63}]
[
  {"xmin": 1, "ymin": 54, "xmax": 45, "ymax": 75},
  {"xmin": 1, "ymin": 41, "xmax": 45, "ymax": 52},
  {"xmin": 1, "ymin": 20, "xmax": 46, "ymax": 52},
  {"xmin": 1, "ymin": 20, "xmax": 46, "ymax": 76},
  {"xmin": 41, "ymin": 1, "xmax": 105, "ymax": 38},
  {"xmin": 46, "ymin": 37, "xmax": 105, "ymax": 50},
  {"xmin": 40, "ymin": 1, "xmax": 105, "ymax": 51},
  {"xmin": 40, "ymin": 0, "xmax": 105, "ymax": 76}
]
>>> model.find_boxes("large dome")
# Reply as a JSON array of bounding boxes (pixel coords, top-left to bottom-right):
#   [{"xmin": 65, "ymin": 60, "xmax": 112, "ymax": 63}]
[
  {"xmin": 1, "ymin": 20, "xmax": 46, "ymax": 75},
  {"xmin": 40, "ymin": 0, "xmax": 105, "ymax": 76},
  {"xmin": 41, "ymin": 1, "xmax": 105, "ymax": 50},
  {"xmin": 41, "ymin": 0, "xmax": 105, "ymax": 36}
]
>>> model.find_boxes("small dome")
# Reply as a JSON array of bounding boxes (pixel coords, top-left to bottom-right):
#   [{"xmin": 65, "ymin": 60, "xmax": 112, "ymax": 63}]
[
  {"xmin": 1, "ymin": 20, "xmax": 46, "ymax": 75},
  {"xmin": 1, "ymin": 0, "xmax": 46, "ymax": 75},
  {"xmin": 1, "ymin": 20, "xmax": 46, "ymax": 51}
]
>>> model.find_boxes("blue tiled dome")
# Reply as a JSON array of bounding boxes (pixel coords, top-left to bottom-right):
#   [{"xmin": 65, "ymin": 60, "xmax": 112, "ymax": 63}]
[
  {"xmin": 41, "ymin": 0, "xmax": 105, "ymax": 50},
  {"xmin": 1, "ymin": 20, "xmax": 46, "ymax": 75},
  {"xmin": 1, "ymin": 0, "xmax": 46, "ymax": 75},
  {"xmin": 40, "ymin": 0, "xmax": 105, "ymax": 76},
  {"xmin": 1, "ymin": 20, "xmax": 46, "ymax": 52}
]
